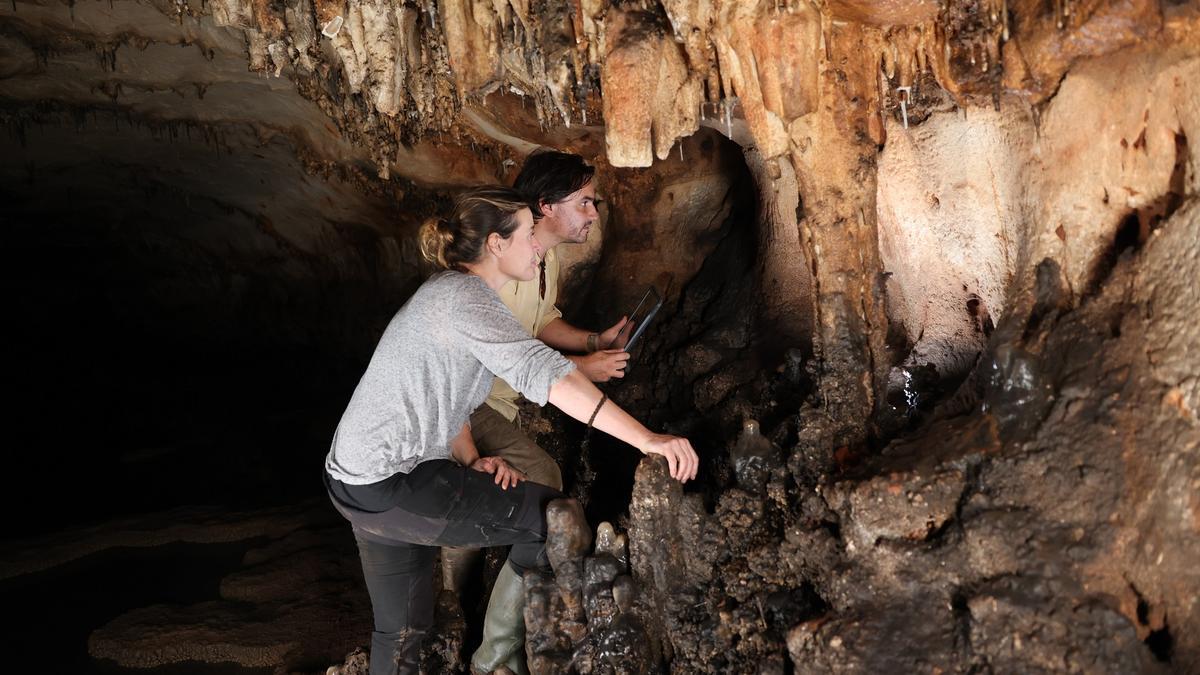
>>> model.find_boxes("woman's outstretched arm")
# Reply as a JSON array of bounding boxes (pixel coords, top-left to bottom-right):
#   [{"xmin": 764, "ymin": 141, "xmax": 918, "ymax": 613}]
[{"xmin": 548, "ymin": 369, "xmax": 698, "ymax": 482}]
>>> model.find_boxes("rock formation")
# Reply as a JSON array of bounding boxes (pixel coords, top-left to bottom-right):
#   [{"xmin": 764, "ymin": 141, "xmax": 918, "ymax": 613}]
[{"xmin": 2, "ymin": 0, "xmax": 1197, "ymax": 672}]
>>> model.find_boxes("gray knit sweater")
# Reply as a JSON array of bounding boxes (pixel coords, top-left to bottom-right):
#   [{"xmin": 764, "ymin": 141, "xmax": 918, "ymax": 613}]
[{"xmin": 325, "ymin": 271, "xmax": 575, "ymax": 484}]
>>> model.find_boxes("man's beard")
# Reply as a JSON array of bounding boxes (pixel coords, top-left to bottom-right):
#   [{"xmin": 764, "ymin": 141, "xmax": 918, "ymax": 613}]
[{"xmin": 572, "ymin": 222, "xmax": 593, "ymax": 243}]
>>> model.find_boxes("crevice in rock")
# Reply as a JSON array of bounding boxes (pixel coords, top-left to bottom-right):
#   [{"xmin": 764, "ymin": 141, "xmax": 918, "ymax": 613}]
[
  {"xmin": 1129, "ymin": 581, "xmax": 1175, "ymax": 664},
  {"xmin": 925, "ymin": 456, "xmax": 985, "ymax": 548},
  {"xmin": 950, "ymin": 588, "xmax": 973, "ymax": 663},
  {"xmin": 1145, "ymin": 618, "xmax": 1174, "ymax": 663},
  {"xmin": 1083, "ymin": 209, "xmax": 1143, "ymax": 298},
  {"xmin": 1022, "ymin": 257, "xmax": 1070, "ymax": 341},
  {"xmin": 1084, "ymin": 130, "xmax": 1190, "ymax": 300}
]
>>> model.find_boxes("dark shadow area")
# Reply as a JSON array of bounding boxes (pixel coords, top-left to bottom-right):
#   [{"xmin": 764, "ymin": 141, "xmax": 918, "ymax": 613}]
[
  {"xmin": 0, "ymin": 109, "xmax": 425, "ymax": 672},
  {"xmin": 555, "ymin": 130, "xmax": 772, "ymax": 526},
  {"xmin": 1, "ymin": 111, "xmax": 421, "ymax": 542},
  {"xmin": 0, "ymin": 539, "xmax": 271, "ymax": 674}
]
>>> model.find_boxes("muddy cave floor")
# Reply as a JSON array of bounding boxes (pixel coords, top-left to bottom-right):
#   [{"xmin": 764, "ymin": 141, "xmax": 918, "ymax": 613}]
[{"xmin": 2, "ymin": 192, "xmax": 1197, "ymax": 672}]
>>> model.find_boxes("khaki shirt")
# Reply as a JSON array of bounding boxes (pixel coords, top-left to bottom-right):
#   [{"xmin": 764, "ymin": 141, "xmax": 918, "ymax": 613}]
[{"xmin": 484, "ymin": 247, "xmax": 563, "ymax": 421}]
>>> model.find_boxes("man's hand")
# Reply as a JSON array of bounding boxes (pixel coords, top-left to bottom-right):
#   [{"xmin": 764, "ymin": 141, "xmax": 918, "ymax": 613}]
[
  {"xmin": 638, "ymin": 434, "xmax": 699, "ymax": 483},
  {"xmin": 570, "ymin": 350, "xmax": 630, "ymax": 382},
  {"xmin": 470, "ymin": 456, "xmax": 525, "ymax": 490},
  {"xmin": 599, "ymin": 316, "xmax": 633, "ymax": 350}
]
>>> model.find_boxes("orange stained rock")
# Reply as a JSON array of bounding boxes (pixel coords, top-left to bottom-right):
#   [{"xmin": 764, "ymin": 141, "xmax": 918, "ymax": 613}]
[
  {"xmin": 312, "ymin": 0, "xmax": 345, "ymax": 30},
  {"xmin": 251, "ymin": 0, "xmax": 286, "ymax": 38},
  {"xmin": 826, "ymin": 0, "xmax": 941, "ymax": 26},
  {"xmin": 602, "ymin": 9, "xmax": 701, "ymax": 167},
  {"xmin": 440, "ymin": 1, "xmax": 503, "ymax": 97},
  {"xmin": 999, "ymin": 0, "xmax": 1163, "ymax": 103}
]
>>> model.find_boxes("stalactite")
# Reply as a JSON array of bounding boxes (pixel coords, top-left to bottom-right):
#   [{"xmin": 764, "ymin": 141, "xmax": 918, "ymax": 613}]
[
  {"xmin": 246, "ymin": 28, "xmax": 270, "ymax": 72},
  {"xmin": 916, "ymin": 26, "xmax": 928, "ymax": 75},
  {"xmin": 283, "ymin": 0, "xmax": 318, "ymax": 72},
  {"xmin": 266, "ymin": 40, "xmax": 288, "ymax": 76},
  {"xmin": 360, "ymin": 0, "xmax": 398, "ymax": 115},
  {"xmin": 327, "ymin": 4, "xmax": 365, "ymax": 93},
  {"xmin": 1055, "ymin": 0, "xmax": 1075, "ymax": 30}
]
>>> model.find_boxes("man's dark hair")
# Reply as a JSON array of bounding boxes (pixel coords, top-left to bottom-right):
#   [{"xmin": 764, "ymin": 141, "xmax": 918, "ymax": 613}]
[{"xmin": 513, "ymin": 149, "xmax": 595, "ymax": 219}]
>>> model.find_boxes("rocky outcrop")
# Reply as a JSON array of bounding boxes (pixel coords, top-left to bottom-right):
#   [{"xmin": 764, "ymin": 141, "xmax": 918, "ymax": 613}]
[
  {"xmin": 615, "ymin": 196, "xmax": 1199, "ymax": 672},
  {"xmin": 3, "ymin": 0, "xmax": 1198, "ymax": 673}
]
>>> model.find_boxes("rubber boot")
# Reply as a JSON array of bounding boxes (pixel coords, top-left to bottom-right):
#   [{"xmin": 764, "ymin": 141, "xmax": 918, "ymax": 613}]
[
  {"xmin": 441, "ymin": 546, "xmax": 480, "ymax": 597},
  {"xmin": 470, "ymin": 563, "xmax": 528, "ymax": 675}
]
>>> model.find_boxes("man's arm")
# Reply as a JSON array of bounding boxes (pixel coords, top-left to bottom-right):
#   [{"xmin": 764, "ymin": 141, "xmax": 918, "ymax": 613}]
[
  {"xmin": 536, "ymin": 317, "xmax": 592, "ymax": 352},
  {"xmin": 448, "ymin": 422, "xmax": 480, "ymax": 466},
  {"xmin": 538, "ymin": 318, "xmax": 632, "ymax": 382},
  {"xmin": 537, "ymin": 316, "xmax": 631, "ymax": 353}
]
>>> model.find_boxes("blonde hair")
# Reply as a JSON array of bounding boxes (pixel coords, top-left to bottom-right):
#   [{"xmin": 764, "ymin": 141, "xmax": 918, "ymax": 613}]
[{"xmin": 419, "ymin": 186, "xmax": 531, "ymax": 270}]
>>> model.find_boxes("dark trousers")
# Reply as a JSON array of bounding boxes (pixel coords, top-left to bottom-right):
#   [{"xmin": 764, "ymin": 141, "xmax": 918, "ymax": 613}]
[{"xmin": 328, "ymin": 459, "xmax": 562, "ymax": 675}]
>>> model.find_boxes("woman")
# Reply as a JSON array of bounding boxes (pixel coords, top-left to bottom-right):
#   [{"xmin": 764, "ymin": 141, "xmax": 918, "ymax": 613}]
[{"xmin": 324, "ymin": 186, "xmax": 698, "ymax": 675}]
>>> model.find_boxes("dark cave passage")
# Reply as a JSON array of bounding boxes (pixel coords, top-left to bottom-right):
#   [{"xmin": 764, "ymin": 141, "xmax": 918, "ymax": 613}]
[
  {"xmin": 1, "ymin": 538, "xmax": 272, "ymax": 674},
  {"xmin": 2, "ymin": 109, "xmax": 414, "ymax": 539}
]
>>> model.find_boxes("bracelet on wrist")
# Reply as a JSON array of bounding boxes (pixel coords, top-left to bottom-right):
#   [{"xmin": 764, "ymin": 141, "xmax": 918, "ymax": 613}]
[{"xmin": 586, "ymin": 333, "xmax": 599, "ymax": 353}]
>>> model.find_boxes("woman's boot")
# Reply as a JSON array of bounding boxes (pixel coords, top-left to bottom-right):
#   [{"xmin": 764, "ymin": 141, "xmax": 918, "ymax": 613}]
[{"xmin": 470, "ymin": 563, "xmax": 528, "ymax": 675}]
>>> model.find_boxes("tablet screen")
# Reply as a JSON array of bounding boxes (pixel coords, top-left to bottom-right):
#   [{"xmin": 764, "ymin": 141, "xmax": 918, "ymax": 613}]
[{"xmin": 609, "ymin": 286, "xmax": 663, "ymax": 351}]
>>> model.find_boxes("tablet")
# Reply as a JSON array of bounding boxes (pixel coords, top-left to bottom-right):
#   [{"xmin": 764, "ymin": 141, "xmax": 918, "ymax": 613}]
[{"xmin": 609, "ymin": 286, "xmax": 664, "ymax": 351}]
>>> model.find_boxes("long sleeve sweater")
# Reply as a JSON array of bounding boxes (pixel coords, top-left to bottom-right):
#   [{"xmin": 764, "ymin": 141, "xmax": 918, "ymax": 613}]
[{"xmin": 325, "ymin": 271, "xmax": 575, "ymax": 485}]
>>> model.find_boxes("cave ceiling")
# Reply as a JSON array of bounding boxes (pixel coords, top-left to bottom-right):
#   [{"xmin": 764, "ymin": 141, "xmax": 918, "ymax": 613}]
[
  {"xmin": 3, "ymin": 0, "xmax": 1190, "ymax": 177},
  {"xmin": 4, "ymin": 0, "xmax": 1195, "ymax": 414}
]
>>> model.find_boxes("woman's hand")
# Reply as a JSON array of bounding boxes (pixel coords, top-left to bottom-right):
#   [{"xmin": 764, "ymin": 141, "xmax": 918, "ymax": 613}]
[
  {"xmin": 638, "ymin": 434, "xmax": 699, "ymax": 483},
  {"xmin": 470, "ymin": 456, "xmax": 526, "ymax": 490}
]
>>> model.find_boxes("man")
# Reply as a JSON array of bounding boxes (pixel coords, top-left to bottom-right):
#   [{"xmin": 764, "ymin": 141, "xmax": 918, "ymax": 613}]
[{"xmin": 451, "ymin": 150, "xmax": 630, "ymax": 674}]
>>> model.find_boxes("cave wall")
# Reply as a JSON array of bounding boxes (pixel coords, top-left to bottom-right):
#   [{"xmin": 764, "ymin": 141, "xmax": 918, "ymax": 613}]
[
  {"xmin": 9, "ymin": 0, "xmax": 1190, "ymax": 441},
  {"xmin": 3, "ymin": 0, "xmax": 1199, "ymax": 672}
]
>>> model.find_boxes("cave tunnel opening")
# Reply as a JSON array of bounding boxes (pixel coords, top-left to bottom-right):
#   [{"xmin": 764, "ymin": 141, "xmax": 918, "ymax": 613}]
[{"xmin": 1, "ymin": 106, "xmax": 423, "ymax": 542}]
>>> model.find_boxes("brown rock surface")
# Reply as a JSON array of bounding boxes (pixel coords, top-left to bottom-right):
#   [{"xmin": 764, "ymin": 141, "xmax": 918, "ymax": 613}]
[{"xmin": 3, "ymin": 0, "xmax": 1199, "ymax": 672}]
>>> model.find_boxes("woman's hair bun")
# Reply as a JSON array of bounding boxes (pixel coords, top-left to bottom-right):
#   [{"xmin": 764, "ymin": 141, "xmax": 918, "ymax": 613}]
[
  {"xmin": 418, "ymin": 216, "xmax": 456, "ymax": 269},
  {"xmin": 417, "ymin": 186, "xmax": 530, "ymax": 271}
]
